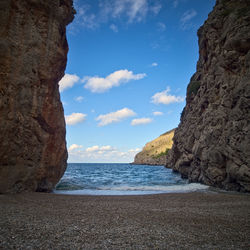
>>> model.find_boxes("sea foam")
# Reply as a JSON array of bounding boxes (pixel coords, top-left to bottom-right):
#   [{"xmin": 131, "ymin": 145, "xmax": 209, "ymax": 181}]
[{"xmin": 55, "ymin": 163, "xmax": 209, "ymax": 195}]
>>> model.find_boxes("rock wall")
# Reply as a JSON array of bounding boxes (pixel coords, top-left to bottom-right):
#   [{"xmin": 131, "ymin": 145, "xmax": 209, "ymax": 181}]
[
  {"xmin": 133, "ymin": 154, "xmax": 167, "ymax": 166},
  {"xmin": 133, "ymin": 129, "xmax": 175, "ymax": 166},
  {"xmin": 166, "ymin": 0, "xmax": 250, "ymax": 192},
  {"xmin": 0, "ymin": 0, "xmax": 75, "ymax": 193}
]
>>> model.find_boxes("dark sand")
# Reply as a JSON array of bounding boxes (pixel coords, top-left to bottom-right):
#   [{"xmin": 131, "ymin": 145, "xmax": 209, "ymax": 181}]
[{"xmin": 0, "ymin": 191, "xmax": 250, "ymax": 249}]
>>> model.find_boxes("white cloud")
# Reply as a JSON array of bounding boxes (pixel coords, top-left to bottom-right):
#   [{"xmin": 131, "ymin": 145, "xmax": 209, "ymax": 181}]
[
  {"xmin": 68, "ymin": 144, "xmax": 141, "ymax": 163},
  {"xmin": 128, "ymin": 148, "xmax": 141, "ymax": 153},
  {"xmin": 101, "ymin": 145, "xmax": 113, "ymax": 151},
  {"xmin": 131, "ymin": 117, "xmax": 153, "ymax": 126},
  {"xmin": 65, "ymin": 113, "xmax": 87, "ymax": 125},
  {"xmin": 151, "ymin": 62, "xmax": 158, "ymax": 67},
  {"xmin": 86, "ymin": 145, "xmax": 100, "ymax": 152},
  {"xmin": 180, "ymin": 9, "xmax": 197, "ymax": 29},
  {"xmin": 110, "ymin": 24, "xmax": 118, "ymax": 32},
  {"xmin": 68, "ymin": 144, "xmax": 83, "ymax": 152},
  {"xmin": 153, "ymin": 111, "xmax": 163, "ymax": 116},
  {"xmin": 83, "ymin": 69, "xmax": 146, "ymax": 93},
  {"xmin": 157, "ymin": 22, "xmax": 166, "ymax": 31},
  {"xmin": 86, "ymin": 145, "xmax": 113, "ymax": 152},
  {"xmin": 96, "ymin": 108, "xmax": 136, "ymax": 126},
  {"xmin": 151, "ymin": 87, "xmax": 184, "ymax": 105},
  {"xmin": 59, "ymin": 74, "xmax": 80, "ymax": 92},
  {"xmin": 75, "ymin": 96, "xmax": 84, "ymax": 102}
]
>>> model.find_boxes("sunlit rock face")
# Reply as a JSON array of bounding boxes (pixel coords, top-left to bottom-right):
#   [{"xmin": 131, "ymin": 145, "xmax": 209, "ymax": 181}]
[
  {"xmin": 132, "ymin": 129, "xmax": 175, "ymax": 166},
  {"xmin": 166, "ymin": 0, "xmax": 250, "ymax": 192},
  {"xmin": 0, "ymin": 0, "xmax": 75, "ymax": 193}
]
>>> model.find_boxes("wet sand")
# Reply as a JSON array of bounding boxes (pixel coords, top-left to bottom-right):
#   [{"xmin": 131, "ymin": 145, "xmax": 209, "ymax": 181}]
[{"xmin": 0, "ymin": 191, "xmax": 250, "ymax": 249}]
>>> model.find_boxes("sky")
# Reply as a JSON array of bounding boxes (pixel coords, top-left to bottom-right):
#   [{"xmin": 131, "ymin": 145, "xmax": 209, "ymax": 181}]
[{"xmin": 59, "ymin": 0, "xmax": 216, "ymax": 163}]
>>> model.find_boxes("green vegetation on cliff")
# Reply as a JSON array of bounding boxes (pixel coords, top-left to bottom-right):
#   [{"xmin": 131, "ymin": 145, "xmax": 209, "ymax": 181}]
[
  {"xmin": 153, "ymin": 148, "xmax": 170, "ymax": 159},
  {"xmin": 132, "ymin": 129, "xmax": 175, "ymax": 165}
]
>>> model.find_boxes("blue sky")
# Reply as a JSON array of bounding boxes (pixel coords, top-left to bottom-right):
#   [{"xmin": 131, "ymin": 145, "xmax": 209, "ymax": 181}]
[{"xmin": 59, "ymin": 0, "xmax": 215, "ymax": 163}]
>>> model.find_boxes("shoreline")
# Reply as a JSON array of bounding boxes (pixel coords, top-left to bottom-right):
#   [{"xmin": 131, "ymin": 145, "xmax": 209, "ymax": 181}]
[
  {"xmin": 54, "ymin": 182, "xmax": 210, "ymax": 196},
  {"xmin": 1, "ymin": 191, "xmax": 250, "ymax": 249}
]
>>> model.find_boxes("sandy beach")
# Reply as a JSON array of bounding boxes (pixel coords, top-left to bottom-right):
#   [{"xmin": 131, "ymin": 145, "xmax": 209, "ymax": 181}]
[{"xmin": 0, "ymin": 191, "xmax": 250, "ymax": 249}]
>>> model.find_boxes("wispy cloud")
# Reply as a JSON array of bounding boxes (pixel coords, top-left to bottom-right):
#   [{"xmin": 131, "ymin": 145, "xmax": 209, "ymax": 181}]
[
  {"xmin": 73, "ymin": 4, "xmax": 99, "ymax": 30},
  {"xmin": 59, "ymin": 74, "xmax": 80, "ymax": 92},
  {"xmin": 68, "ymin": 144, "xmax": 141, "ymax": 163},
  {"xmin": 151, "ymin": 41, "xmax": 160, "ymax": 50},
  {"xmin": 65, "ymin": 113, "xmax": 87, "ymax": 125},
  {"xmin": 151, "ymin": 62, "xmax": 158, "ymax": 67},
  {"xmin": 150, "ymin": 2, "xmax": 161, "ymax": 15},
  {"xmin": 104, "ymin": 0, "xmax": 161, "ymax": 23},
  {"xmin": 173, "ymin": 0, "xmax": 179, "ymax": 8},
  {"xmin": 153, "ymin": 111, "xmax": 163, "ymax": 116},
  {"xmin": 157, "ymin": 22, "xmax": 166, "ymax": 32},
  {"xmin": 110, "ymin": 24, "xmax": 118, "ymax": 32},
  {"xmin": 131, "ymin": 118, "xmax": 153, "ymax": 126},
  {"xmin": 96, "ymin": 108, "xmax": 136, "ymax": 126},
  {"xmin": 151, "ymin": 87, "xmax": 184, "ymax": 105},
  {"xmin": 116, "ymin": 0, "xmax": 148, "ymax": 23},
  {"xmin": 83, "ymin": 69, "xmax": 146, "ymax": 93},
  {"xmin": 75, "ymin": 96, "xmax": 84, "ymax": 102},
  {"xmin": 71, "ymin": 0, "xmax": 161, "ymax": 32},
  {"xmin": 180, "ymin": 9, "xmax": 197, "ymax": 30}
]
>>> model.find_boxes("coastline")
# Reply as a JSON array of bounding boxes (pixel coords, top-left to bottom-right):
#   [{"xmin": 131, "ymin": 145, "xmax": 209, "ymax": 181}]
[
  {"xmin": 54, "ymin": 182, "xmax": 210, "ymax": 196},
  {"xmin": 1, "ymin": 191, "xmax": 249, "ymax": 249}
]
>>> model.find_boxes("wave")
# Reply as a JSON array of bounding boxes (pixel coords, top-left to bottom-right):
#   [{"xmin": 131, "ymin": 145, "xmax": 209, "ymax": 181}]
[
  {"xmin": 99, "ymin": 183, "xmax": 208, "ymax": 192},
  {"xmin": 55, "ymin": 164, "xmax": 209, "ymax": 195},
  {"xmin": 54, "ymin": 183, "xmax": 209, "ymax": 196}
]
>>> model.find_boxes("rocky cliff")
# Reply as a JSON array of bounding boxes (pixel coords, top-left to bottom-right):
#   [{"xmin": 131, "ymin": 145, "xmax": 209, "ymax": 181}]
[
  {"xmin": 166, "ymin": 0, "xmax": 250, "ymax": 192},
  {"xmin": 0, "ymin": 0, "xmax": 75, "ymax": 193},
  {"xmin": 133, "ymin": 129, "xmax": 175, "ymax": 166}
]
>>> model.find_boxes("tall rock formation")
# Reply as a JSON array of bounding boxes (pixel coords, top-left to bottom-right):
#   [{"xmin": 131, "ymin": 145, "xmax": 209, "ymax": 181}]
[
  {"xmin": 0, "ymin": 0, "xmax": 75, "ymax": 193},
  {"xmin": 132, "ymin": 129, "xmax": 175, "ymax": 166},
  {"xmin": 166, "ymin": 0, "xmax": 250, "ymax": 192}
]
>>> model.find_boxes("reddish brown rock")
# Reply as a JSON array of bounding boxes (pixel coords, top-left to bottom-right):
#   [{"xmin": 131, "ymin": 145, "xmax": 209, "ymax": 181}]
[
  {"xmin": 166, "ymin": 0, "xmax": 250, "ymax": 192},
  {"xmin": 0, "ymin": 0, "xmax": 75, "ymax": 193}
]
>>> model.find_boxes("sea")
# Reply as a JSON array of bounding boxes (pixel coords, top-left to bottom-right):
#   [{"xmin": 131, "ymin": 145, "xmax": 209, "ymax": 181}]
[{"xmin": 55, "ymin": 163, "xmax": 209, "ymax": 195}]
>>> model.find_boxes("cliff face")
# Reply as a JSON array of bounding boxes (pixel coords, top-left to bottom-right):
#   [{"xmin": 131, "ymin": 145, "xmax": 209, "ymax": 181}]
[
  {"xmin": 0, "ymin": 0, "xmax": 75, "ymax": 193},
  {"xmin": 133, "ymin": 129, "xmax": 175, "ymax": 166},
  {"xmin": 166, "ymin": 0, "xmax": 250, "ymax": 192}
]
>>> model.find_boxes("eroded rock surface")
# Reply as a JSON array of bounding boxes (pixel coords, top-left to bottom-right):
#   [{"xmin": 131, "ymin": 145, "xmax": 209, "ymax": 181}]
[
  {"xmin": 0, "ymin": 0, "xmax": 75, "ymax": 193},
  {"xmin": 166, "ymin": 0, "xmax": 250, "ymax": 192}
]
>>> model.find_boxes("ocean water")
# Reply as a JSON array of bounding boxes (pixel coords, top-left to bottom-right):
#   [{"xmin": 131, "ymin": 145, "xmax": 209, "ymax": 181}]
[{"xmin": 55, "ymin": 163, "xmax": 209, "ymax": 195}]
